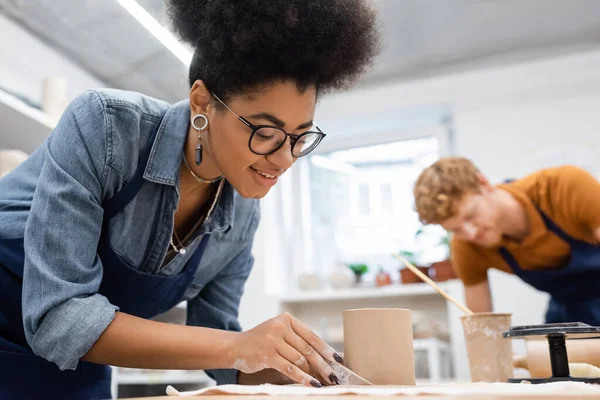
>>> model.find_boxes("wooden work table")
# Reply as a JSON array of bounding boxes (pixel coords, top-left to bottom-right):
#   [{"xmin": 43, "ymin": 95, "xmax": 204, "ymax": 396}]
[
  {"xmin": 126, "ymin": 395, "xmax": 600, "ymax": 399},
  {"xmin": 123, "ymin": 380, "xmax": 600, "ymax": 399}
]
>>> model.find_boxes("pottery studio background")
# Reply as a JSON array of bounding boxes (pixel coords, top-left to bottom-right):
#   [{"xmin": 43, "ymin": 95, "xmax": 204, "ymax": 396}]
[{"xmin": 2, "ymin": 0, "xmax": 600, "ymax": 396}]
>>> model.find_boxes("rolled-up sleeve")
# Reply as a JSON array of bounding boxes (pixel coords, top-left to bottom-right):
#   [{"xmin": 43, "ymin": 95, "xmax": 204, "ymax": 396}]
[
  {"xmin": 22, "ymin": 90, "xmax": 119, "ymax": 370},
  {"xmin": 187, "ymin": 244, "xmax": 254, "ymax": 385}
]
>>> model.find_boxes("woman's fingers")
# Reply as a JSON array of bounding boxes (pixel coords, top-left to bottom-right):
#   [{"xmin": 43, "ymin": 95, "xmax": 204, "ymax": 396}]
[
  {"xmin": 272, "ymin": 352, "xmax": 322, "ymax": 387},
  {"xmin": 231, "ymin": 312, "xmax": 343, "ymax": 387},
  {"xmin": 290, "ymin": 316, "xmax": 342, "ymax": 363},
  {"xmin": 276, "ymin": 340, "xmax": 311, "ymax": 375},
  {"xmin": 284, "ymin": 329, "xmax": 340, "ymax": 385}
]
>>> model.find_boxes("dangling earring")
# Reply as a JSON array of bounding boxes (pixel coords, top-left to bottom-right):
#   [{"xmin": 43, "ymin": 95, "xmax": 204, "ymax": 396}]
[{"xmin": 191, "ymin": 114, "xmax": 209, "ymax": 166}]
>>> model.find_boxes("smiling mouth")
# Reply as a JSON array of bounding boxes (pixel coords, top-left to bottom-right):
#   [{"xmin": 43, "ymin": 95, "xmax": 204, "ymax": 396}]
[{"xmin": 251, "ymin": 167, "xmax": 278, "ymax": 179}]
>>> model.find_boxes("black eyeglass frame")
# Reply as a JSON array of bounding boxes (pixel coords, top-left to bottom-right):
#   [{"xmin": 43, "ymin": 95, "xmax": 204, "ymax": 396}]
[{"xmin": 212, "ymin": 92, "xmax": 326, "ymax": 158}]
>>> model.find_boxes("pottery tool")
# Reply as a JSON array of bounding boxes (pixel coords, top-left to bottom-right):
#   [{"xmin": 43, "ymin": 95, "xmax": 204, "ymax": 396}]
[
  {"xmin": 392, "ymin": 252, "xmax": 473, "ymax": 315},
  {"xmin": 504, "ymin": 322, "xmax": 600, "ymax": 384},
  {"xmin": 515, "ymin": 338, "xmax": 600, "ymax": 378},
  {"xmin": 328, "ymin": 361, "xmax": 373, "ymax": 385},
  {"xmin": 569, "ymin": 363, "xmax": 600, "ymax": 378}
]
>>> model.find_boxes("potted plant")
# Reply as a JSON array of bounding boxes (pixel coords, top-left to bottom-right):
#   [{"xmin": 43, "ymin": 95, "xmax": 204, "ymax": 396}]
[
  {"xmin": 429, "ymin": 231, "xmax": 457, "ymax": 282},
  {"xmin": 397, "ymin": 250, "xmax": 429, "ymax": 284},
  {"xmin": 347, "ymin": 263, "xmax": 369, "ymax": 284}
]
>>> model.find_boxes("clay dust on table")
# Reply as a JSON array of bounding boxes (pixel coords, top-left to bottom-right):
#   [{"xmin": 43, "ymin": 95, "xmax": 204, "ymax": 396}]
[{"xmin": 461, "ymin": 312, "xmax": 513, "ymax": 382}]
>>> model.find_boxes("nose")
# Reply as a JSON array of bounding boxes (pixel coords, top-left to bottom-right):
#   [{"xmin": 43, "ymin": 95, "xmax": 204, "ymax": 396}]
[
  {"xmin": 462, "ymin": 223, "xmax": 478, "ymax": 241},
  {"xmin": 265, "ymin": 140, "xmax": 295, "ymax": 170}
]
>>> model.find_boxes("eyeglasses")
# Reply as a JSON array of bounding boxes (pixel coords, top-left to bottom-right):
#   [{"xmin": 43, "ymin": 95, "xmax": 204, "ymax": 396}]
[{"xmin": 212, "ymin": 93, "xmax": 326, "ymax": 157}]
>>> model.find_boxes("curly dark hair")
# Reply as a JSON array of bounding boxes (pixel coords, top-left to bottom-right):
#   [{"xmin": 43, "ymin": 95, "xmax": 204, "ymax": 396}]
[{"xmin": 166, "ymin": 0, "xmax": 380, "ymax": 100}]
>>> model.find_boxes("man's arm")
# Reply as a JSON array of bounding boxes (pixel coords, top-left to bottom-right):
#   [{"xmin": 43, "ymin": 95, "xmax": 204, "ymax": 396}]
[
  {"xmin": 451, "ymin": 239, "xmax": 493, "ymax": 313},
  {"xmin": 464, "ymin": 279, "xmax": 493, "ymax": 313}
]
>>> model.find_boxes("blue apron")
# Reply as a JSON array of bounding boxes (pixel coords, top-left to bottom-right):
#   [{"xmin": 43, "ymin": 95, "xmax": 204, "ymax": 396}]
[
  {"xmin": 0, "ymin": 119, "xmax": 209, "ymax": 400},
  {"xmin": 499, "ymin": 208, "xmax": 600, "ymax": 325}
]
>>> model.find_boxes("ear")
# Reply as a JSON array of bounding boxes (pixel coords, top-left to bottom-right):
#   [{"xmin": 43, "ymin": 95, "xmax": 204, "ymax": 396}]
[
  {"xmin": 476, "ymin": 172, "xmax": 493, "ymax": 192},
  {"xmin": 189, "ymin": 80, "xmax": 213, "ymax": 115}
]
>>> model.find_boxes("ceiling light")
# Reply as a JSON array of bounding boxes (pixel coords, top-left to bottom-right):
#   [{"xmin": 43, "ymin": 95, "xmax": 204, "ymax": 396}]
[{"xmin": 115, "ymin": 0, "xmax": 192, "ymax": 66}]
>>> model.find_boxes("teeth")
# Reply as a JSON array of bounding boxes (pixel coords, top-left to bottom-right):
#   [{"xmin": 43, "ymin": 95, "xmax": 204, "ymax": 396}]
[{"xmin": 254, "ymin": 169, "xmax": 276, "ymax": 179}]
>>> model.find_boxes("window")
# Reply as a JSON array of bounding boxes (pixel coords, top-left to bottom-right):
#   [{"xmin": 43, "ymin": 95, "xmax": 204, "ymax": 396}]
[
  {"xmin": 358, "ymin": 184, "xmax": 370, "ymax": 216},
  {"xmin": 380, "ymin": 183, "xmax": 393, "ymax": 215},
  {"xmin": 306, "ymin": 136, "xmax": 448, "ymax": 282}
]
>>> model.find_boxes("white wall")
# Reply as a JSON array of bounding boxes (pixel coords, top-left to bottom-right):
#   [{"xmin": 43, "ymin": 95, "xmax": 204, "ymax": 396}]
[
  {"xmin": 304, "ymin": 48, "xmax": 600, "ymax": 333},
  {"xmin": 0, "ymin": 14, "xmax": 105, "ymax": 105}
]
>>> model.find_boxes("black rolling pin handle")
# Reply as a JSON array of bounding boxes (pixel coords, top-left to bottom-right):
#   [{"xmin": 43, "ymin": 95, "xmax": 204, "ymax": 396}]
[{"xmin": 547, "ymin": 334, "xmax": 570, "ymax": 378}]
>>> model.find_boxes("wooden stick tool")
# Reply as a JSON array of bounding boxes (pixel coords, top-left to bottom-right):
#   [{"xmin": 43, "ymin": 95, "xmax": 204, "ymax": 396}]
[{"xmin": 392, "ymin": 252, "xmax": 474, "ymax": 315}]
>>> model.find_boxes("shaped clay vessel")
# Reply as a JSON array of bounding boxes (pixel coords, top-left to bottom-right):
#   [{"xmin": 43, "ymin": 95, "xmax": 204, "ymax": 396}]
[
  {"xmin": 461, "ymin": 312, "xmax": 513, "ymax": 382},
  {"xmin": 343, "ymin": 308, "xmax": 416, "ymax": 385}
]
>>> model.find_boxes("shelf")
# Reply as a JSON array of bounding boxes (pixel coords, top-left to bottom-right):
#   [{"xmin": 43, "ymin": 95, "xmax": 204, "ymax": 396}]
[
  {"xmin": 115, "ymin": 369, "xmax": 212, "ymax": 386},
  {"xmin": 279, "ymin": 281, "xmax": 459, "ymax": 304},
  {"xmin": 0, "ymin": 88, "xmax": 57, "ymax": 153}
]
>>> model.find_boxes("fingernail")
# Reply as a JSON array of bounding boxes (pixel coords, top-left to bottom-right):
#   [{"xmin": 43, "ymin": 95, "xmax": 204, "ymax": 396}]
[
  {"xmin": 329, "ymin": 373, "xmax": 340, "ymax": 385},
  {"xmin": 310, "ymin": 379, "xmax": 322, "ymax": 388},
  {"xmin": 333, "ymin": 353, "xmax": 344, "ymax": 363}
]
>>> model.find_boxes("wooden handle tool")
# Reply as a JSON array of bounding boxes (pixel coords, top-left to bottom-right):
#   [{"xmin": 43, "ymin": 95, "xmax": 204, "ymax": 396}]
[{"xmin": 392, "ymin": 252, "xmax": 474, "ymax": 315}]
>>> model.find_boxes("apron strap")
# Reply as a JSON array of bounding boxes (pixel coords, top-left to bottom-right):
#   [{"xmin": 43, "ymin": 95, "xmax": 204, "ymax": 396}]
[
  {"xmin": 502, "ymin": 176, "xmax": 572, "ymax": 244},
  {"xmin": 498, "ymin": 208, "xmax": 574, "ymax": 271},
  {"xmin": 498, "ymin": 247, "xmax": 519, "ymax": 271},
  {"xmin": 537, "ymin": 208, "xmax": 576, "ymax": 245}
]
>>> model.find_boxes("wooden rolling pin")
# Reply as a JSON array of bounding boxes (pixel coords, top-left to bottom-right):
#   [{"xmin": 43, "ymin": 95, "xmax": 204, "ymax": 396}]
[{"xmin": 514, "ymin": 339, "xmax": 600, "ymax": 378}]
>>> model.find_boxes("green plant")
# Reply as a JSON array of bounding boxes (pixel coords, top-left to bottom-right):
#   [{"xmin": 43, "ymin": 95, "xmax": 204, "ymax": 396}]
[
  {"xmin": 440, "ymin": 233, "xmax": 450, "ymax": 246},
  {"xmin": 347, "ymin": 263, "xmax": 369, "ymax": 276}
]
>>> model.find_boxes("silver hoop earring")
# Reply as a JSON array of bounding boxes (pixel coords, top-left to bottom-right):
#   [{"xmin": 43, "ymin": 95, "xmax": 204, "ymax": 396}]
[
  {"xmin": 191, "ymin": 114, "xmax": 209, "ymax": 166},
  {"xmin": 191, "ymin": 114, "xmax": 209, "ymax": 131}
]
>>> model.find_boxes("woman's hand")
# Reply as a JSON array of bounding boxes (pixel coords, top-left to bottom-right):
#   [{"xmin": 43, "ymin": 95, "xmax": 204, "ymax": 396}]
[{"xmin": 230, "ymin": 312, "xmax": 343, "ymax": 387}]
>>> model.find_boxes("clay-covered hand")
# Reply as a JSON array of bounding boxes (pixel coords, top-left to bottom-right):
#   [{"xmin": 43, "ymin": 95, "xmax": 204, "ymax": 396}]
[{"xmin": 230, "ymin": 312, "xmax": 343, "ymax": 387}]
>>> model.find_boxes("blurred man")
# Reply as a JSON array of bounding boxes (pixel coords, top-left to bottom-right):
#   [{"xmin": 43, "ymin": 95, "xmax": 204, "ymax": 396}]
[{"xmin": 413, "ymin": 157, "xmax": 600, "ymax": 325}]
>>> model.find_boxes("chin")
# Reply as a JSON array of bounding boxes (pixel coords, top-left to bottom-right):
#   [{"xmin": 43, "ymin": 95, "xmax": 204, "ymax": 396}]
[
  {"xmin": 236, "ymin": 185, "xmax": 271, "ymax": 199},
  {"xmin": 478, "ymin": 236, "xmax": 502, "ymax": 248}
]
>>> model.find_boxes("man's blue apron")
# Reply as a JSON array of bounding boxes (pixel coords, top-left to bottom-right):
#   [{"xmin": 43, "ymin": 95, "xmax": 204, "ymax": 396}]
[
  {"xmin": 0, "ymin": 119, "xmax": 209, "ymax": 399},
  {"xmin": 499, "ymin": 208, "xmax": 600, "ymax": 325}
]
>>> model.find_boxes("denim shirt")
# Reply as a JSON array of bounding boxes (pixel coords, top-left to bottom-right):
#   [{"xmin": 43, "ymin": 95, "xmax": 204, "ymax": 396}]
[{"xmin": 0, "ymin": 89, "xmax": 260, "ymax": 384}]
